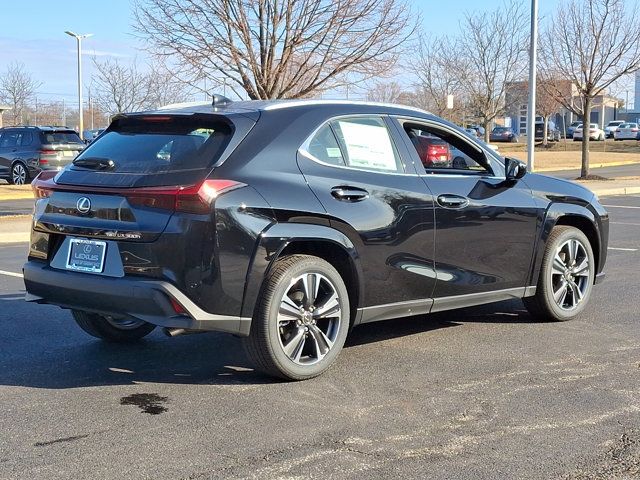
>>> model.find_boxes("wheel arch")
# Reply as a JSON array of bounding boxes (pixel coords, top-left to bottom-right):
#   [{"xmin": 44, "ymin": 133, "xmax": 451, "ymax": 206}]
[
  {"xmin": 529, "ymin": 203, "xmax": 603, "ymax": 286},
  {"xmin": 240, "ymin": 223, "xmax": 364, "ymax": 325}
]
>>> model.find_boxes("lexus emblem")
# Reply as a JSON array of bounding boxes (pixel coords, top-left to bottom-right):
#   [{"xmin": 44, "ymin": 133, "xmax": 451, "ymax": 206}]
[{"xmin": 76, "ymin": 197, "xmax": 91, "ymax": 214}]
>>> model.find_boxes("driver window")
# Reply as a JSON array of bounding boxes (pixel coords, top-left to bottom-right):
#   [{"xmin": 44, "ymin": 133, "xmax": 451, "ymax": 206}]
[{"xmin": 403, "ymin": 123, "xmax": 490, "ymax": 174}]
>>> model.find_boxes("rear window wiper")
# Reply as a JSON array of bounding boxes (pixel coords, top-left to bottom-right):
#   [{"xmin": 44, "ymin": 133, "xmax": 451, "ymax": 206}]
[{"xmin": 73, "ymin": 157, "xmax": 116, "ymax": 170}]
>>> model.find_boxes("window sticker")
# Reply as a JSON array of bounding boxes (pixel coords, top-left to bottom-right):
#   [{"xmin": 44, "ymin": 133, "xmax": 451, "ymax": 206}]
[
  {"xmin": 326, "ymin": 147, "xmax": 342, "ymax": 158},
  {"xmin": 338, "ymin": 121, "xmax": 397, "ymax": 171}
]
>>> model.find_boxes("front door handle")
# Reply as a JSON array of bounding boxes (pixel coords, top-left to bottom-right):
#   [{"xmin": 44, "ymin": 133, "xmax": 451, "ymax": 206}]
[
  {"xmin": 437, "ymin": 194, "xmax": 469, "ymax": 209},
  {"xmin": 331, "ymin": 186, "xmax": 369, "ymax": 202}
]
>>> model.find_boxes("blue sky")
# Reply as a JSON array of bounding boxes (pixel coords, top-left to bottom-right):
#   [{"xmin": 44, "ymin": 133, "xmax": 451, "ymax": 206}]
[{"xmin": 0, "ymin": 0, "xmax": 612, "ymax": 103}]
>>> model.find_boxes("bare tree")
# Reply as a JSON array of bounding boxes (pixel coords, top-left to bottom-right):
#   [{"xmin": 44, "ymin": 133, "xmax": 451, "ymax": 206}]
[
  {"xmin": 92, "ymin": 58, "xmax": 153, "ymax": 115},
  {"xmin": 92, "ymin": 58, "xmax": 189, "ymax": 116},
  {"xmin": 133, "ymin": 0, "xmax": 417, "ymax": 100},
  {"xmin": 537, "ymin": 77, "xmax": 563, "ymax": 147},
  {"xmin": 458, "ymin": 1, "xmax": 529, "ymax": 142},
  {"xmin": 412, "ymin": 35, "xmax": 467, "ymax": 119},
  {"xmin": 366, "ymin": 81, "xmax": 404, "ymax": 103},
  {"xmin": 540, "ymin": 0, "xmax": 640, "ymax": 178},
  {"xmin": 146, "ymin": 61, "xmax": 191, "ymax": 109},
  {"xmin": 0, "ymin": 62, "xmax": 42, "ymax": 126}
]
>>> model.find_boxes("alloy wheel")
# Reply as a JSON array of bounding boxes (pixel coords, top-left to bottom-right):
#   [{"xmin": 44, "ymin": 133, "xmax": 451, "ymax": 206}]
[
  {"xmin": 277, "ymin": 272, "xmax": 342, "ymax": 365},
  {"xmin": 12, "ymin": 164, "xmax": 26, "ymax": 185},
  {"xmin": 551, "ymin": 238, "xmax": 591, "ymax": 311}
]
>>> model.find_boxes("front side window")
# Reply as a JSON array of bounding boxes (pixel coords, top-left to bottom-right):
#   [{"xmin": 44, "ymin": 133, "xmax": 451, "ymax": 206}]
[
  {"xmin": 0, "ymin": 131, "xmax": 20, "ymax": 148},
  {"xmin": 402, "ymin": 122, "xmax": 491, "ymax": 174}
]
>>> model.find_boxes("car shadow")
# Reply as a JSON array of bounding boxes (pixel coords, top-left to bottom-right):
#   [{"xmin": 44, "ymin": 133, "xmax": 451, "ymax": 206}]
[
  {"xmin": 0, "ymin": 300, "xmax": 543, "ymax": 389},
  {"xmin": 346, "ymin": 299, "xmax": 541, "ymax": 347}
]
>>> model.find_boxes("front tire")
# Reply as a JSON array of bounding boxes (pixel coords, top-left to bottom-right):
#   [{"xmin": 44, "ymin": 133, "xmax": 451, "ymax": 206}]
[
  {"xmin": 524, "ymin": 226, "xmax": 595, "ymax": 322},
  {"xmin": 10, "ymin": 162, "xmax": 29, "ymax": 185},
  {"xmin": 72, "ymin": 310, "xmax": 156, "ymax": 342},
  {"xmin": 243, "ymin": 254, "xmax": 351, "ymax": 380}
]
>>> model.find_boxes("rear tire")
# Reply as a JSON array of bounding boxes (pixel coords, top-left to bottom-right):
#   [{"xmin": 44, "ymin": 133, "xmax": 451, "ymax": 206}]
[
  {"xmin": 72, "ymin": 310, "xmax": 156, "ymax": 342},
  {"xmin": 524, "ymin": 226, "xmax": 595, "ymax": 322},
  {"xmin": 9, "ymin": 162, "xmax": 29, "ymax": 185},
  {"xmin": 243, "ymin": 254, "xmax": 350, "ymax": 381}
]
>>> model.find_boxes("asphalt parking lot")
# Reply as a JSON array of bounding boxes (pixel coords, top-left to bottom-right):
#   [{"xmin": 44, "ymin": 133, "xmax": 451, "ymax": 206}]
[{"xmin": 0, "ymin": 195, "xmax": 639, "ymax": 480}]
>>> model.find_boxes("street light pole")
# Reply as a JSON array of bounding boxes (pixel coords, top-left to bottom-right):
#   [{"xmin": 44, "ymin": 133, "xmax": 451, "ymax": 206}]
[
  {"xmin": 526, "ymin": 0, "xmax": 539, "ymax": 172},
  {"xmin": 65, "ymin": 31, "xmax": 93, "ymax": 140}
]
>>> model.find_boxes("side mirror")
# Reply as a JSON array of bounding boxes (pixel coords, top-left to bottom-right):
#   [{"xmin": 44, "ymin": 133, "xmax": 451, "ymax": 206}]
[{"xmin": 505, "ymin": 157, "xmax": 527, "ymax": 180}]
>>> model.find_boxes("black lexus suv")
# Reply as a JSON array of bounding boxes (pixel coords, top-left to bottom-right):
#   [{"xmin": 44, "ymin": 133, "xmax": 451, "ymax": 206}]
[
  {"xmin": 0, "ymin": 126, "xmax": 84, "ymax": 184},
  {"xmin": 23, "ymin": 99, "xmax": 609, "ymax": 380}
]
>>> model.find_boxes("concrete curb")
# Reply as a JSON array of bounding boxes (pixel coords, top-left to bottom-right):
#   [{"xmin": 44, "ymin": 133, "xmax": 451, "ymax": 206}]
[
  {"xmin": 534, "ymin": 159, "xmax": 640, "ymax": 173},
  {"xmin": 582, "ymin": 186, "xmax": 640, "ymax": 197}
]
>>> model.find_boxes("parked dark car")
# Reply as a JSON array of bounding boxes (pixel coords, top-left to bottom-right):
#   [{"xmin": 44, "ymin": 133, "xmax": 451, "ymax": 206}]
[
  {"xmin": 0, "ymin": 126, "xmax": 84, "ymax": 184},
  {"xmin": 24, "ymin": 99, "xmax": 609, "ymax": 380},
  {"xmin": 534, "ymin": 121, "xmax": 561, "ymax": 142},
  {"xmin": 489, "ymin": 126, "xmax": 518, "ymax": 143}
]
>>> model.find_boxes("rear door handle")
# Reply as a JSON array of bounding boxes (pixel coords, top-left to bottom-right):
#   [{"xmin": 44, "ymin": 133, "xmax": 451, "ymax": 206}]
[
  {"xmin": 331, "ymin": 186, "xmax": 369, "ymax": 202},
  {"xmin": 437, "ymin": 194, "xmax": 469, "ymax": 209}
]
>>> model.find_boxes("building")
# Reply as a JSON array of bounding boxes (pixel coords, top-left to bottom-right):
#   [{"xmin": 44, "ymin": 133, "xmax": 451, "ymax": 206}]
[
  {"xmin": 619, "ymin": 72, "xmax": 640, "ymax": 123},
  {"xmin": 505, "ymin": 80, "xmax": 621, "ymax": 136},
  {"xmin": 0, "ymin": 106, "xmax": 11, "ymax": 128}
]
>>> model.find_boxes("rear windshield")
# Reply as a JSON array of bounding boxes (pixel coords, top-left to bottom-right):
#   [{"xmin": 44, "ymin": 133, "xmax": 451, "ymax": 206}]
[
  {"xmin": 40, "ymin": 131, "xmax": 83, "ymax": 144},
  {"xmin": 73, "ymin": 117, "xmax": 231, "ymax": 174}
]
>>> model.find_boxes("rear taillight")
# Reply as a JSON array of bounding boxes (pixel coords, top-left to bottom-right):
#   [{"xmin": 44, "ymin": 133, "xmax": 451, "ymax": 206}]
[
  {"xmin": 31, "ymin": 171, "xmax": 57, "ymax": 199},
  {"xmin": 126, "ymin": 179, "xmax": 244, "ymax": 214}
]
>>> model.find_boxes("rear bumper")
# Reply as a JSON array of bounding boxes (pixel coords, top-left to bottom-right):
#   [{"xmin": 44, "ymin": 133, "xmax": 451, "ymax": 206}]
[{"xmin": 23, "ymin": 261, "xmax": 251, "ymax": 336}]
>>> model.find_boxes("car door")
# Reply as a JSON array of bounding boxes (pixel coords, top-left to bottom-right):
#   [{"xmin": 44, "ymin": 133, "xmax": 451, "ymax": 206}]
[
  {"xmin": 0, "ymin": 129, "xmax": 20, "ymax": 178},
  {"xmin": 296, "ymin": 115, "xmax": 437, "ymax": 321},
  {"xmin": 390, "ymin": 116, "xmax": 540, "ymax": 306}
]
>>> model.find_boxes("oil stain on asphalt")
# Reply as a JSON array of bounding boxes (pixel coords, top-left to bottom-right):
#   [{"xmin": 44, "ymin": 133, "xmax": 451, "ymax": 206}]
[{"xmin": 120, "ymin": 393, "xmax": 168, "ymax": 415}]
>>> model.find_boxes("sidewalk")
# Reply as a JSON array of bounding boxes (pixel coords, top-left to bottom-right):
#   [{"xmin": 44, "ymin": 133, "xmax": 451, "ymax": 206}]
[
  {"xmin": 574, "ymin": 176, "xmax": 640, "ymax": 197},
  {"xmin": 0, "ymin": 184, "xmax": 33, "ymax": 201},
  {"xmin": 0, "ymin": 216, "xmax": 31, "ymax": 244}
]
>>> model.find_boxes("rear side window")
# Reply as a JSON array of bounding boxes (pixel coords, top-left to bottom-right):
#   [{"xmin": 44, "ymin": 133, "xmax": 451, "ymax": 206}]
[
  {"xmin": 73, "ymin": 117, "xmax": 231, "ymax": 174},
  {"xmin": 330, "ymin": 117, "xmax": 403, "ymax": 173},
  {"xmin": 40, "ymin": 131, "xmax": 83, "ymax": 144},
  {"xmin": 20, "ymin": 131, "xmax": 33, "ymax": 146},
  {"xmin": 304, "ymin": 124, "xmax": 346, "ymax": 166}
]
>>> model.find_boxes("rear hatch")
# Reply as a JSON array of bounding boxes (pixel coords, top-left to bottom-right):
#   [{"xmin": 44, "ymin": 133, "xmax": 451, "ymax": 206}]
[
  {"xmin": 33, "ymin": 114, "xmax": 242, "ymax": 242},
  {"xmin": 39, "ymin": 130, "xmax": 85, "ymax": 169}
]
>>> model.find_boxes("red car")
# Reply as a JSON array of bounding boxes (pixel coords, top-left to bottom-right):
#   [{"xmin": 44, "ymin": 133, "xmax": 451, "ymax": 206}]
[{"xmin": 410, "ymin": 134, "xmax": 451, "ymax": 167}]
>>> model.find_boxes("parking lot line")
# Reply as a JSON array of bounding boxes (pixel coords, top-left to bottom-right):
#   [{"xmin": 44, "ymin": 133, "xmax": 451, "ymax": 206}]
[
  {"xmin": 0, "ymin": 269, "xmax": 23, "ymax": 278},
  {"xmin": 602, "ymin": 205, "xmax": 640, "ymax": 209},
  {"xmin": 611, "ymin": 222, "xmax": 640, "ymax": 226},
  {"xmin": 608, "ymin": 247, "xmax": 638, "ymax": 252}
]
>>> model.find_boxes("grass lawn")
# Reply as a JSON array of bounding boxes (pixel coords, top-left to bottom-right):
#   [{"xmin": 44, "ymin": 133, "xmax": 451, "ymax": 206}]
[{"xmin": 491, "ymin": 139, "xmax": 640, "ymax": 170}]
